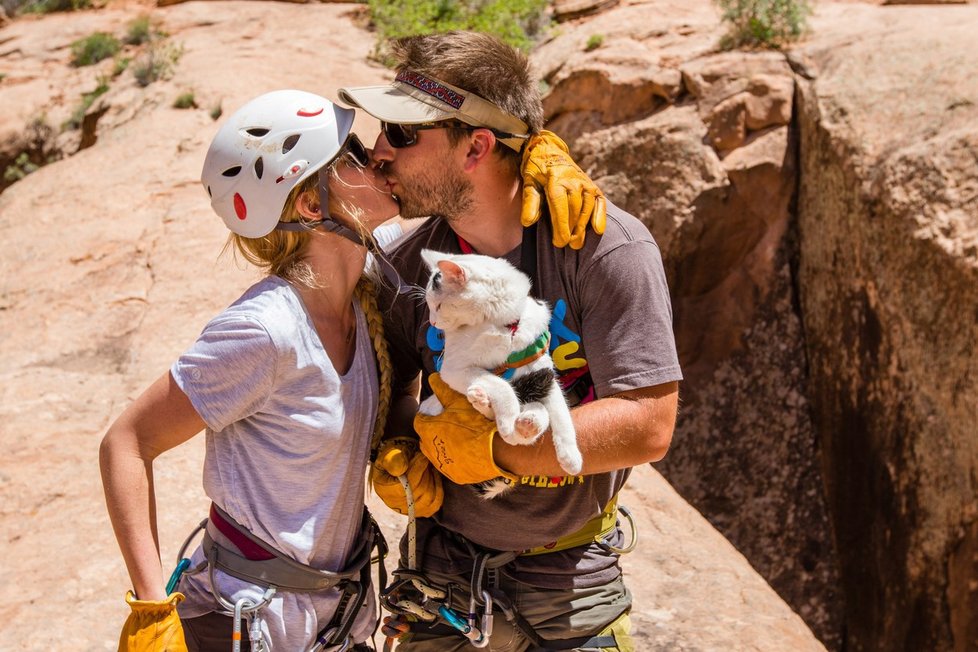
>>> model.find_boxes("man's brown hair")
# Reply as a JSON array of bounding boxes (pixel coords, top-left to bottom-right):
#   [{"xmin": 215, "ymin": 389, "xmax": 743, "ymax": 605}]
[{"xmin": 390, "ymin": 31, "xmax": 544, "ymax": 168}]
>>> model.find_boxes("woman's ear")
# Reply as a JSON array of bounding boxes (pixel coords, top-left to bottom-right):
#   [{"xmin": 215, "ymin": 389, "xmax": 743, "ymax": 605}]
[
  {"xmin": 295, "ymin": 190, "xmax": 321, "ymax": 220},
  {"xmin": 462, "ymin": 129, "xmax": 496, "ymax": 173}
]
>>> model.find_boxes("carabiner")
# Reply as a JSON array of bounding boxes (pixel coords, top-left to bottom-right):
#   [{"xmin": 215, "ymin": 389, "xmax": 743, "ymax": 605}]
[{"xmin": 480, "ymin": 590, "xmax": 494, "ymax": 640}]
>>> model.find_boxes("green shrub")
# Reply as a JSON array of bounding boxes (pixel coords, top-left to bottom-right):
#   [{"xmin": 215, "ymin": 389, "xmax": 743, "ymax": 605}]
[
  {"xmin": 131, "ymin": 41, "xmax": 183, "ymax": 87},
  {"xmin": 585, "ymin": 34, "xmax": 603, "ymax": 51},
  {"xmin": 715, "ymin": 0, "xmax": 811, "ymax": 49},
  {"xmin": 366, "ymin": 0, "xmax": 550, "ymax": 65},
  {"xmin": 64, "ymin": 78, "xmax": 109, "ymax": 130},
  {"xmin": 71, "ymin": 32, "xmax": 121, "ymax": 67},
  {"xmin": 17, "ymin": 0, "xmax": 90, "ymax": 14},
  {"xmin": 173, "ymin": 91, "xmax": 197, "ymax": 109},
  {"xmin": 124, "ymin": 15, "xmax": 156, "ymax": 46},
  {"xmin": 112, "ymin": 56, "xmax": 131, "ymax": 78},
  {"xmin": 209, "ymin": 103, "xmax": 223, "ymax": 121},
  {"xmin": 3, "ymin": 152, "xmax": 39, "ymax": 183}
]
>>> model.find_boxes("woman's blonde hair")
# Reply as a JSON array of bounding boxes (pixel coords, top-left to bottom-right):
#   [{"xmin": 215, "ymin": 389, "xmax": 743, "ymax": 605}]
[
  {"xmin": 224, "ymin": 166, "xmax": 377, "ymax": 287},
  {"xmin": 355, "ymin": 278, "xmax": 392, "ymax": 452},
  {"xmin": 225, "ymin": 164, "xmax": 392, "ymax": 453}
]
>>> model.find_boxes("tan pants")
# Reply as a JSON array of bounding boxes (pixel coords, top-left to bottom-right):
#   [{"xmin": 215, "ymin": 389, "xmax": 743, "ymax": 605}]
[{"xmin": 395, "ymin": 569, "xmax": 634, "ymax": 652}]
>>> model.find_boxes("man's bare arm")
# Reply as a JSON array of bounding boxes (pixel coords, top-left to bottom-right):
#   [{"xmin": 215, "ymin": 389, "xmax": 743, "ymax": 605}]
[{"xmin": 492, "ymin": 381, "xmax": 679, "ymax": 476}]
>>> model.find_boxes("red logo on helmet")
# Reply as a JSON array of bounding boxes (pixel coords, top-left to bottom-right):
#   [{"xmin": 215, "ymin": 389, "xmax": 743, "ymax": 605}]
[
  {"xmin": 297, "ymin": 107, "xmax": 324, "ymax": 118},
  {"xmin": 233, "ymin": 193, "xmax": 247, "ymax": 220}
]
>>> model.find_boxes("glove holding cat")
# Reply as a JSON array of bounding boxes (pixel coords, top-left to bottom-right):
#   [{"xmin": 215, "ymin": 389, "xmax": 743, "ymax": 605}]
[{"xmin": 414, "ymin": 373, "xmax": 521, "ymax": 486}]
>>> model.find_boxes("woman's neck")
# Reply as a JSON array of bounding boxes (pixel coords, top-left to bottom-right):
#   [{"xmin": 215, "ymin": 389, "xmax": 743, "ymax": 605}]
[
  {"xmin": 293, "ymin": 233, "xmax": 368, "ymax": 374},
  {"xmin": 295, "ymin": 233, "xmax": 366, "ymax": 315}
]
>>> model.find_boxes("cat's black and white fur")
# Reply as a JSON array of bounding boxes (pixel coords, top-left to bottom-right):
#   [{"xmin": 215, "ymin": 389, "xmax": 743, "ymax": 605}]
[{"xmin": 417, "ymin": 249, "xmax": 582, "ymax": 498}]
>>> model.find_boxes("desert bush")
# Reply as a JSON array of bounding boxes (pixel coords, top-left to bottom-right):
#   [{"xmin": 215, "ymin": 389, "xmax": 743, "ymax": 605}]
[
  {"xmin": 585, "ymin": 34, "xmax": 604, "ymax": 51},
  {"xmin": 70, "ymin": 32, "xmax": 121, "ymax": 67},
  {"xmin": 1, "ymin": 117, "xmax": 56, "ymax": 189},
  {"xmin": 131, "ymin": 40, "xmax": 183, "ymax": 87},
  {"xmin": 173, "ymin": 91, "xmax": 197, "ymax": 109},
  {"xmin": 112, "ymin": 56, "xmax": 131, "ymax": 78},
  {"xmin": 124, "ymin": 14, "xmax": 162, "ymax": 46},
  {"xmin": 367, "ymin": 0, "xmax": 550, "ymax": 65},
  {"xmin": 16, "ymin": 0, "xmax": 89, "ymax": 14},
  {"xmin": 715, "ymin": 0, "xmax": 811, "ymax": 49},
  {"xmin": 63, "ymin": 78, "xmax": 109, "ymax": 130},
  {"xmin": 4, "ymin": 152, "xmax": 39, "ymax": 183}
]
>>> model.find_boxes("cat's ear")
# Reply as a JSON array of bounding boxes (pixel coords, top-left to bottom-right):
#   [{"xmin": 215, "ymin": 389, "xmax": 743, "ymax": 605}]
[
  {"xmin": 420, "ymin": 249, "xmax": 442, "ymax": 270},
  {"xmin": 437, "ymin": 260, "xmax": 467, "ymax": 287}
]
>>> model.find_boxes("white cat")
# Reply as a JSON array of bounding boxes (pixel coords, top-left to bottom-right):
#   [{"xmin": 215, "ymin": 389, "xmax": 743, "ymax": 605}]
[{"xmin": 417, "ymin": 249, "xmax": 583, "ymax": 497}]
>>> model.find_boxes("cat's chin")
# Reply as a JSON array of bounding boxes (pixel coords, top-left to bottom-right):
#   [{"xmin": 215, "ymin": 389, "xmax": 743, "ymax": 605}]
[{"xmin": 473, "ymin": 477, "xmax": 514, "ymax": 500}]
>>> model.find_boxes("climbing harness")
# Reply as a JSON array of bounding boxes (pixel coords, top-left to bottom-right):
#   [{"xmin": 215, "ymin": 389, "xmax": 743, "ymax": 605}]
[
  {"xmin": 379, "ymin": 489, "xmax": 637, "ymax": 650},
  {"xmin": 168, "ymin": 504, "xmax": 387, "ymax": 652}
]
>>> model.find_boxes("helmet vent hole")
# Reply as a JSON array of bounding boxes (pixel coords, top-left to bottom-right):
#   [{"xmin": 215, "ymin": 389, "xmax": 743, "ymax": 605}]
[
  {"xmin": 206, "ymin": 185, "xmax": 212, "ymax": 197},
  {"xmin": 254, "ymin": 157, "xmax": 264, "ymax": 180},
  {"xmin": 282, "ymin": 134, "xmax": 300, "ymax": 154},
  {"xmin": 245, "ymin": 128, "xmax": 269, "ymax": 137},
  {"xmin": 222, "ymin": 166, "xmax": 242, "ymax": 178}
]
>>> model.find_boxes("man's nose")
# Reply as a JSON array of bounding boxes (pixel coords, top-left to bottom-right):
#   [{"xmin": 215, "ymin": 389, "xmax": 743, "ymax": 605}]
[{"xmin": 370, "ymin": 131, "xmax": 395, "ymax": 167}]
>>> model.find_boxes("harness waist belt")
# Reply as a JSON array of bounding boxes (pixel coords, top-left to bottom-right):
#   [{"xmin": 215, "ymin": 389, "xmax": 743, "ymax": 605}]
[
  {"xmin": 203, "ymin": 503, "xmax": 375, "ymax": 593},
  {"xmin": 521, "ymin": 495, "xmax": 619, "ymax": 556}
]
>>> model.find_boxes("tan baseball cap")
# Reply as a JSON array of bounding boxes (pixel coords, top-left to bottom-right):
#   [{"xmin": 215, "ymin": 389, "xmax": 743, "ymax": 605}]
[{"xmin": 338, "ymin": 70, "xmax": 530, "ymax": 152}]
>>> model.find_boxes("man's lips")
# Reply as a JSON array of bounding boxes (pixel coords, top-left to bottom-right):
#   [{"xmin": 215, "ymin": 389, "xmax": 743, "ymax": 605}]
[{"xmin": 383, "ymin": 177, "xmax": 399, "ymax": 200}]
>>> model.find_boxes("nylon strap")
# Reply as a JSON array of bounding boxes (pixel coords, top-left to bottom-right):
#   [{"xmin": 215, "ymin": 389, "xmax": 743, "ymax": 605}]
[
  {"xmin": 521, "ymin": 495, "xmax": 619, "ymax": 556},
  {"xmin": 204, "ymin": 503, "xmax": 375, "ymax": 592}
]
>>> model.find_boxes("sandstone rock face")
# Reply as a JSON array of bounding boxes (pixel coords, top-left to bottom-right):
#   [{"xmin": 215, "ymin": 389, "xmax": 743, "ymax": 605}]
[
  {"xmin": 794, "ymin": 3, "xmax": 978, "ymax": 650},
  {"xmin": 536, "ymin": 3, "xmax": 843, "ymax": 647},
  {"xmin": 0, "ymin": 2, "xmax": 824, "ymax": 650},
  {"xmin": 884, "ymin": 0, "xmax": 968, "ymax": 4}
]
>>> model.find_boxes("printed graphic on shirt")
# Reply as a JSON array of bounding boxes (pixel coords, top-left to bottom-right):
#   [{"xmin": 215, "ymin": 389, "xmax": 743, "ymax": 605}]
[{"xmin": 425, "ymin": 298, "xmax": 592, "ymax": 488}]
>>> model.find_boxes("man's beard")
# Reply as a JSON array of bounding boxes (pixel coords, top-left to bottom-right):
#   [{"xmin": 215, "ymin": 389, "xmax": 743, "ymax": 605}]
[{"xmin": 387, "ymin": 160, "xmax": 473, "ymax": 222}]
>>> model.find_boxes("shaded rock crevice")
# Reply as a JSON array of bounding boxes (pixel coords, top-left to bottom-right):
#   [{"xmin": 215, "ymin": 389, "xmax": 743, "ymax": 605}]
[
  {"xmin": 795, "ymin": 47, "xmax": 978, "ymax": 649},
  {"xmin": 538, "ymin": 25, "xmax": 842, "ymax": 646}
]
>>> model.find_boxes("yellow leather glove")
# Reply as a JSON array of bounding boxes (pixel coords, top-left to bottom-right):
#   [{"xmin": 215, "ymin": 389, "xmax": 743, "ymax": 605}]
[
  {"xmin": 370, "ymin": 437, "xmax": 444, "ymax": 517},
  {"xmin": 414, "ymin": 374, "xmax": 520, "ymax": 486},
  {"xmin": 118, "ymin": 591, "xmax": 188, "ymax": 652},
  {"xmin": 521, "ymin": 130, "xmax": 607, "ymax": 250}
]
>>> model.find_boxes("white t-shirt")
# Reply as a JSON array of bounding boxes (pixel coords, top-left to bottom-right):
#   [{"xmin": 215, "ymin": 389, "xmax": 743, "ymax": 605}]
[{"xmin": 171, "ymin": 275, "xmax": 379, "ymax": 648}]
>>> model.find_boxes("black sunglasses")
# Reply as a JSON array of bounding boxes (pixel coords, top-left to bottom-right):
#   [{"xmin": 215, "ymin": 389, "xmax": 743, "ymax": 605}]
[
  {"xmin": 337, "ymin": 133, "xmax": 369, "ymax": 168},
  {"xmin": 380, "ymin": 120, "xmax": 480, "ymax": 148}
]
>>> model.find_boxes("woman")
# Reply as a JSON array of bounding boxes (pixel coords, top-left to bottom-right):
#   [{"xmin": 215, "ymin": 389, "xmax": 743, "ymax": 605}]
[{"xmin": 100, "ymin": 90, "xmax": 404, "ymax": 651}]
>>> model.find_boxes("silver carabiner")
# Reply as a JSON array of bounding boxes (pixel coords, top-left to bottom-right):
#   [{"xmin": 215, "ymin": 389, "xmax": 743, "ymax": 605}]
[
  {"xmin": 480, "ymin": 590, "xmax": 494, "ymax": 640},
  {"xmin": 599, "ymin": 505, "xmax": 638, "ymax": 554}
]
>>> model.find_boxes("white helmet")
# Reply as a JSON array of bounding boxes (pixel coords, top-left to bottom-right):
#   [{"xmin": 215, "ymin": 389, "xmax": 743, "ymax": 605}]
[{"xmin": 201, "ymin": 90, "xmax": 355, "ymax": 238}]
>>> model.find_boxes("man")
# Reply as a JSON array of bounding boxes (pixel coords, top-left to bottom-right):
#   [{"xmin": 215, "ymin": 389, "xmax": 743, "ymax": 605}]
[{"xmin": 340, "ymin": 31, "xmax": 681, "ymax": 651}]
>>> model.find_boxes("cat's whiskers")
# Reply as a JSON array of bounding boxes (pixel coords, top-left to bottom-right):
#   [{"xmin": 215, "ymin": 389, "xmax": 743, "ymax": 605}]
[{"xmin": 406, "ymin": 284, "xmax": 429, "ymax": 305}]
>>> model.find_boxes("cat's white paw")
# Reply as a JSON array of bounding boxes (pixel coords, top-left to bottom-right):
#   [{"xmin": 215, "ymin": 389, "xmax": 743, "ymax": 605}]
[
  {"xmin": 466, "ymin": 385, "xmax": 495, "ymax": 419},
  {"xmin": 555, "ymin": 443, "xmax": 584, "ymax": 476},
  {"xmin": 513, "ymin": 404, "xmax": 548, "ymax": 443},
  {"xmin": 418, "ymin": 394, "xmax": 444, "ymax": 417}
]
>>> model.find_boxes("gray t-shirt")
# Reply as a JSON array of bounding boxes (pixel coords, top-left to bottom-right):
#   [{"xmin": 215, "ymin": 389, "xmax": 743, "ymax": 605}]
[
  {"xmin": 380, "ymin": 202, "xmax": 682, "ymax": 588},
  {"xmin": 171, "ymin": 275, "xmax": 378, "ymax": 647}
]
